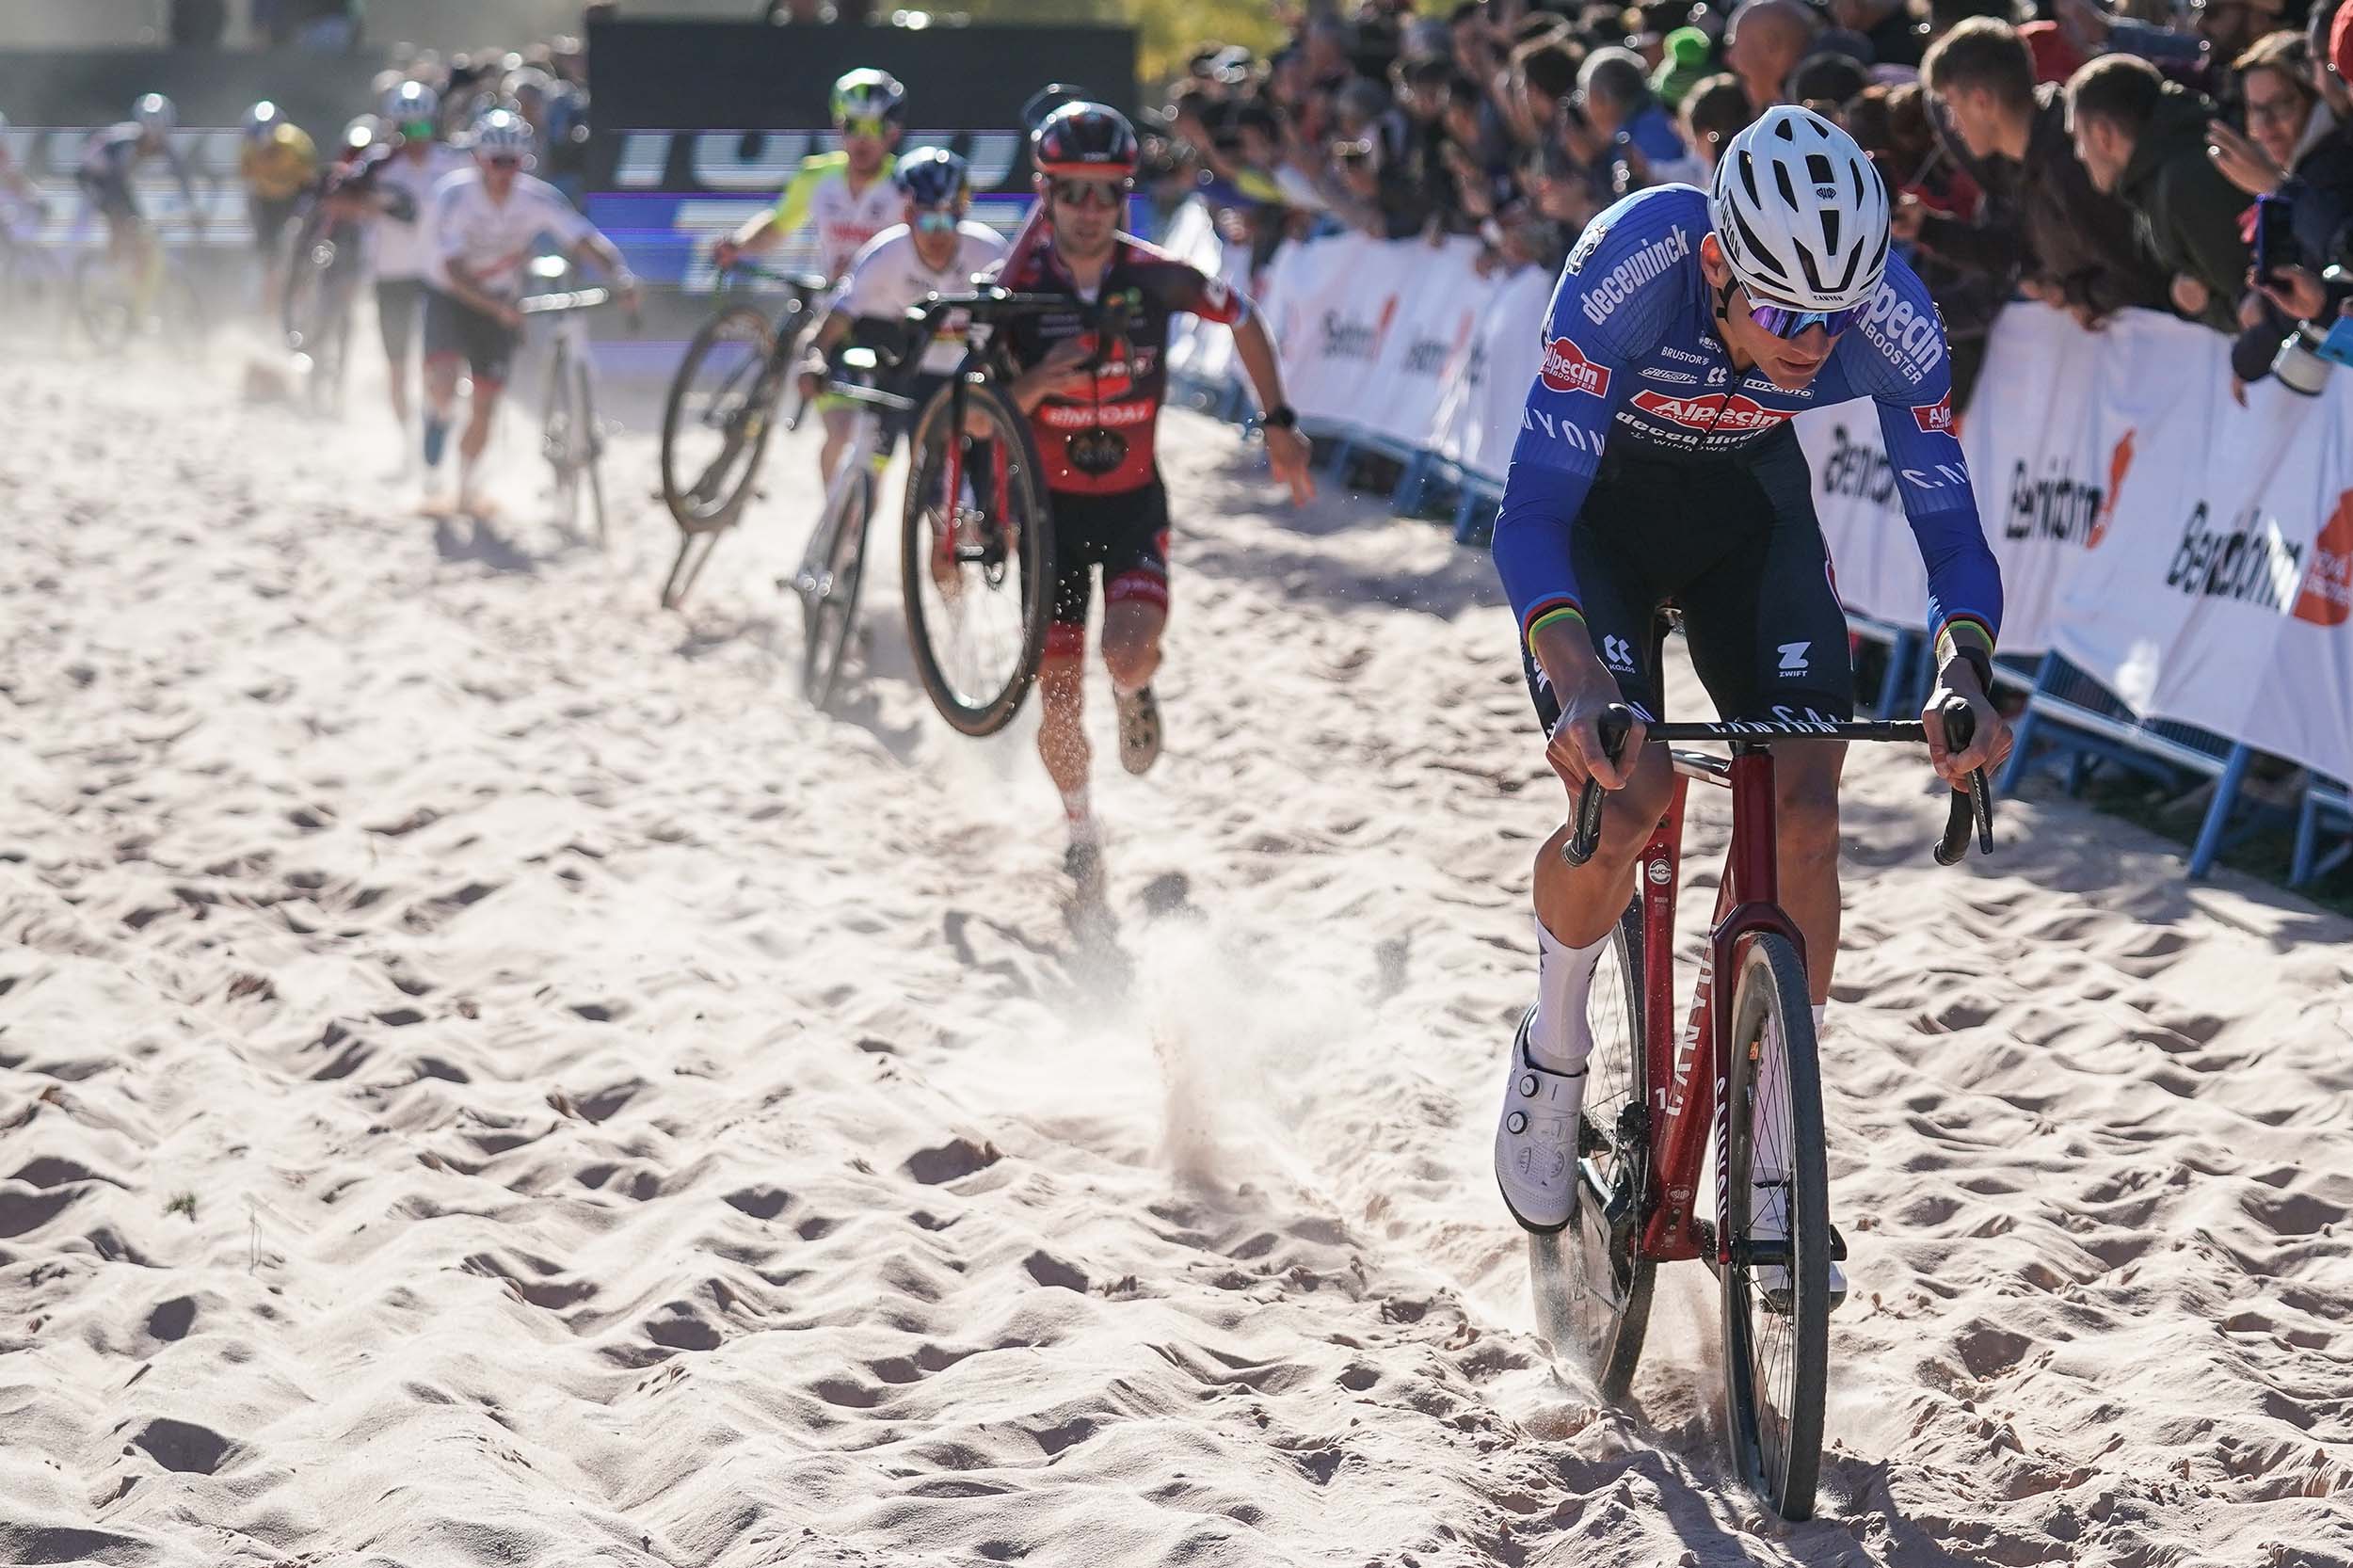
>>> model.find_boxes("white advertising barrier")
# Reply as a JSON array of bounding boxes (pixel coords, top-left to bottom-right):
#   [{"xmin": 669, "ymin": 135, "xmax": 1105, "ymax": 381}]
[
  {"xmin": 1161, "ymin": 199, "xmax": 1248, "ymax": 388},
  {"xmin": 1432, "ymin": 262, "xmax": 1556, "ymax": 483},
  {"xmin": 1352, "ymin": 235, "xmax": 1488, "ymax": 453},
  {"xmin": 2052, "ymin": 312, "xmax": 2353, "ymax": 784},
  {"xmin": 1793, "ymin": 300, "xmax": 2108, "ymax": 654}
]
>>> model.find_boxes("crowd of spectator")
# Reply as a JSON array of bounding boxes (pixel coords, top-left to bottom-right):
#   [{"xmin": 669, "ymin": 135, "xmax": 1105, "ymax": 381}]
[{"xmin": 1150, "ymin": 0, "xmax": 2353, "ymax": 408}]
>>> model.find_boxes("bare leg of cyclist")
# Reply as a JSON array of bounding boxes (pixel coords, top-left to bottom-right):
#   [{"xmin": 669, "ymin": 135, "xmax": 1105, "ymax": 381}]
[
  {"xmin": 1498, "ymin": 749, "xmax": 1677, "ymax": 1229},
  {"xmin": 1036, "ymin": 640, "xmax": 1097, "ymax": 874},
  {"xmin": 422, "ymin": 353, "xmax": 462, "ymax": 501},
  {"xmin": 818, "ymin": 406, "xmax": 855, "ymax": 495},
  {"xmin": 1101, "ymin": 597, "xmax": 1165, "ymax": 776},
  {"xmin": 456, "ymin": 382, "xmax": 502, "ymax": 514}
]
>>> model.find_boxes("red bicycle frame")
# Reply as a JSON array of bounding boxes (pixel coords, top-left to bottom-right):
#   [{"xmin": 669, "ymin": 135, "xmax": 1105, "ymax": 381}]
[{"xmin": 1630, "ymin": 745, "xmax": 1809, "ymax": 1266}]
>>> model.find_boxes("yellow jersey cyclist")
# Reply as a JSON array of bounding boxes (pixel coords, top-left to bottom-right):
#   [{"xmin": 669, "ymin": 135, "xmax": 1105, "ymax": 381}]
[
  {"xmin": 240, "ymin": 101, "xmax": 319, "ymax": 309},
  {"xmin": 712, "ymin": 68, "xmax": 909, "ymax": 488}
]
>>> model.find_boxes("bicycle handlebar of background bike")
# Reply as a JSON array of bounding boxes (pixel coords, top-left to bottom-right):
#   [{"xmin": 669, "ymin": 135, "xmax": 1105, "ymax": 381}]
[
  {"xmin": 1562, "ymin": 700, "xmax": 1994, "ymax": 870},
  {"xmin": 718, "ymin": 261, "xmax": 832, "ymax": 295}
]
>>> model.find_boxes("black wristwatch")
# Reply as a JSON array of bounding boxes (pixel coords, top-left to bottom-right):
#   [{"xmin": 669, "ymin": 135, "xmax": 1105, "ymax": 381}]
[{"xmin": 1261, "ymin": 403, "xmax": 1298, "ymax": 430}]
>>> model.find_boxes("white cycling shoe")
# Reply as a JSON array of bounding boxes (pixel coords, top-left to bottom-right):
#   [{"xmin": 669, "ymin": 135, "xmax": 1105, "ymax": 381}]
[
  {"xmin": 1494, "ymin": 1007, "xmax": 1586, "ymax": 1235},
  {"xmin": 1747, "ymin": 1177, "xmax": 1849, "ymax": 1315}
]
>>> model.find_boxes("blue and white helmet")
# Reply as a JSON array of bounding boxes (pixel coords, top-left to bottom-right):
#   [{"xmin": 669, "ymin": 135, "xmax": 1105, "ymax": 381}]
[
  {"xmin": 472, "ymin": 108, "xmax": 537, "ymax": 163},
  {"xmin": 894, "ymin": 146, "xmax": 970, "ymax": 207},
  {"xmin": 133, "ymin": 93, "xmax": 177, "ymax": 134},
  {"xmin": 383, "ymin": 80, "xmax": 440, "ymax": 129}
]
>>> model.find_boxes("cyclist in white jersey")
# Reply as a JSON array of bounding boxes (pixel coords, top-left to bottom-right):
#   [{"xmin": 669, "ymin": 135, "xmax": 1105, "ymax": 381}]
[
  {"xmin": 371, "ymin": 82, "xmax": 468, "ymax": 458},
  {"xmin": 421, "ymin": 110, "xmax": 638, "ymax": 517},
  {"xmin": 799, "ymin": 148, "xmax": 1007, "ymax": 451},
  {"xmin": 712, "ymin": 68, "xmax": 907, "ymax": 486}
]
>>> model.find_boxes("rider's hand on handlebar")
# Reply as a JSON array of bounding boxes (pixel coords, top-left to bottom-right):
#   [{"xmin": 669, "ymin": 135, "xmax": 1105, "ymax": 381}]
[
  {"xmin": 712, "ymin": 237, "xmax": 742, "ymax": 271},
  {"xmin": 1924, "ymin": 656, "xmax": 2012, "ymax": 788},
  {"xmin": 1535, "ymin": 631, "xmax": 1642, "ymax": 795}
]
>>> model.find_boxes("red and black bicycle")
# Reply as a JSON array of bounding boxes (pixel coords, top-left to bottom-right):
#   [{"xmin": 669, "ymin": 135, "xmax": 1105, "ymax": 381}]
[{"xmin": 1530, "ymin": 683, "xmax": 1993, "ymax": 1522}]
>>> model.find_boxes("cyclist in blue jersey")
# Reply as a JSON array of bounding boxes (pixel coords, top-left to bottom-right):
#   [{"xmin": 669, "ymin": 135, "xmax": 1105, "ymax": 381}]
[{"xmin": 1488, "ymin": 107, "xmax": 2014, "ymax": 1243}]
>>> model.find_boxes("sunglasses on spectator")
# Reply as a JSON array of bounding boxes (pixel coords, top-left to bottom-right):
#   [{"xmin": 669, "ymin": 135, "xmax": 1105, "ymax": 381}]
[
  {"xmin": 912, "ymin": 205, "xmax": 960, "ymax": 233},
  {"xmin": 1049, "ymin": 179, "xmax": 1122, "ymax": 210},
  {"xmin": 1742, "ymin": 288, "xmax": 1865, "ymax": 339}
]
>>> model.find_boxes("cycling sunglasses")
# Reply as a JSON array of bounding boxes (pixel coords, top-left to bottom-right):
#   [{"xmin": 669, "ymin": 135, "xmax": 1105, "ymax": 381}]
[
  {"xmin": 840, "ymin": 116, "xmax": 893, "ymax": 140},
  {"xmin": 911, "ymin": 205, "xmax": 959, "ymax": 233},
  {"xmin": 1743, "ymin": 289, "xmax": 1866, "ymax": 340},
  {"xmin": 483, "ymin": 153, "xmax": 524, "ymax": 169},
  {"xmin": 1049, "ymin": 179, "xmax": 1122, "ymax": 211},
  {"xmin": 399, "ymin": 118, "xmax": 436, "ymax": 141}
]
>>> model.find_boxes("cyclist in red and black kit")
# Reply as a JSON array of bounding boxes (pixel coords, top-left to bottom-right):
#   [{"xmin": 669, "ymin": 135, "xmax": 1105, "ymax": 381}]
[{"xmin": 992, "ymin": 102, "xmax": 1316, "ymax": 879}]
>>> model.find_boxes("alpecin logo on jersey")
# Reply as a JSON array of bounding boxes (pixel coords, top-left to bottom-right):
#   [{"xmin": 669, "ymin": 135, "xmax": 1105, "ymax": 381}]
[
  {"xmin": 1540, "ymin": 337, "xmax": 1611, "ymax": 398},
  {"xmin": 1912, "ymin": 392, "xmax": 1954, "ymax": 435},
  {"xmin": 1578, "ymin": 226, "xmax": 1690, "ymax": 325},
  {"xmin": 1631, "ymin": 390, "xmax": 1790, "ymax": 432},
  {"xmin": 1858, "ymin": 283, "xmax": 1946, "ymax": 384}
]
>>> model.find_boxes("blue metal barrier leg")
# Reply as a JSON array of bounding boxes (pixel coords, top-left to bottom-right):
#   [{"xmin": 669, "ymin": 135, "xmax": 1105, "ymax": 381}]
[
  {"xmin": 2186, "ymin": 744, "xmax": 2252, "ymax": 878},
  {"xmin": 1995, "ymin": 652, "xmax": 2056, "ymax": 795},
  {"xmin": 1874, "ymin": 632, "xmax": 1916, "ymax": 722},
  {"xmin": 2291, "ymin": 777, "xmax": 2320, "ymax": 887},
  {"xmin": 1392, "ymin": 452, "xmax": 1432, "ymax": 516}
]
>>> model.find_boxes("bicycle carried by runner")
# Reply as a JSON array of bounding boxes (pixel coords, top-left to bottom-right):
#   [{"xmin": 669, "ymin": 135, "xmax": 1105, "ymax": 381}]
[{"xmin": 656, "ymin": 264, "xmax": 830, "ymax": 608}]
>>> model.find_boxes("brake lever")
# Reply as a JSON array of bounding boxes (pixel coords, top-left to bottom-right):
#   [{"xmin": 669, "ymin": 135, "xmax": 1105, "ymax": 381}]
[
  {"xmin": 1931, "ymin": 697, "xmax": 1993, "ymax": 865},
  {"xmin": 1563, "ymin": 704, "xmax": 1633, "ymax": 867}
]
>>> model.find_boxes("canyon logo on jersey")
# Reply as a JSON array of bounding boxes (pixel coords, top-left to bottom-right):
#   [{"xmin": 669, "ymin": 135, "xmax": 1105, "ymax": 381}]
[{"xmin": 1540, "ymin": 336, "xmax": 1611, "ymax": 398}]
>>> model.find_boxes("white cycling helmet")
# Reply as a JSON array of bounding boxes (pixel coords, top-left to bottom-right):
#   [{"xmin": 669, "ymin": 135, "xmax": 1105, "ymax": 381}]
[
  {"xmin": 1708, "ymin": 105, "xmax": 1889, "ymax": 312},
  {"xmin": 244, "ymin": 101, "xmax": 283, "ymax": 141},
  {"xmin": 133, "ymin": 93, "xmax": 178, "ymax": 134},
  {"xmin": 383, "ymin": 80, "xmax": 440, "ymax": 127},
  {"xmin": 472, "ymin": 107, "xmax": 538, "ymax": 163}
]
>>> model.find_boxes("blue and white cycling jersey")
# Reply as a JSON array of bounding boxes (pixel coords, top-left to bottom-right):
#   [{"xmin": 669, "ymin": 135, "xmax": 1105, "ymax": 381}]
[{"xmin": 1491, "ymin": 184, "xmax": 2002, "ymax": 659}]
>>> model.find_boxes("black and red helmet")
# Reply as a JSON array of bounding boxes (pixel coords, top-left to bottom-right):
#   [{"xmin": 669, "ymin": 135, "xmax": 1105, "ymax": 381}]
[{"xmin": 1031, "ymin": 101, "xmax": 1138, "ymax": 181}]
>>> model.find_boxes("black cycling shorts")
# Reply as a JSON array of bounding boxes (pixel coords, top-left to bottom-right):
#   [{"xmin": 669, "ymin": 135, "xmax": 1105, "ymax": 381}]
[
  {"xmin": 1045, "ymin": 480, "xmax": 1171, "ymax": 659},
  {"xmin": 77, "ymin": 169, "xmax": 139, "ymax": 223},
  {"xmin": 423, "ymin": 288, "xmax": 519, "ymax": 388},
  {"xmin": 376, "ymin": 279, "xmax": 427, "ymax": 363},
  {"xmin": 249, "ymin": 192, "xmax": 303, "ymax": 257},
  {"xmin": 1521, "ymin": 424, "xmax": 1854, "ymax": 734}
]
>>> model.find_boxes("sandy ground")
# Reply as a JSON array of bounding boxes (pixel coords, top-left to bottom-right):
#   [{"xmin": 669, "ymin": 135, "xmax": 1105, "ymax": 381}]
[{"xmin": 3, "ymin": 339, "xmax": 2351, "ymax": 1568}]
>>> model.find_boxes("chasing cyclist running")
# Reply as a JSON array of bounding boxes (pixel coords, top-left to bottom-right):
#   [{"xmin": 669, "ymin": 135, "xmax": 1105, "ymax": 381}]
[
  {"xmin": 370, "ymin": 81, "xmax": 468, "ymax": 460},
  {"xmin": 987, "ymin": 102, "xmax": 1315, "ymax": 880},
  {"xmin": 713, "ymin": 68, "xmax": 909, "ymax": 489},
  {"xmin": 420, "ymin": 109, "xmax": 639, "ymax": 517},
  {"xmin": 76, "ymin": 95, "xmax": 203, "ymax": 288},
  {"xmin": 1487, "ymin": 108, "xmax": 2014, "ymax": 1245}
]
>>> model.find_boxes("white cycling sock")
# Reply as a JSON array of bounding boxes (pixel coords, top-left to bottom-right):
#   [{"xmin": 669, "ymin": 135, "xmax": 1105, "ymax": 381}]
[{"xmin": 1528, "ymin": 917, "xmax": 1608, "ymax": 1075}]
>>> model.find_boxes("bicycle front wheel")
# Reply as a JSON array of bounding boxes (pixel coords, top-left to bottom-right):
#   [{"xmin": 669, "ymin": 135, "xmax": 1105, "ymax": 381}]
[
  {"xmin": 1720, "ymin": 931, "xmax": 1829, "ymax": 1522},
  {"xmin": 659, "ymin": 304, "xmax": 780, "ymax": 529},
  {"xmin": 899, "ymin": 378, "xmax": 1054, "ymax": 738},
  {"xmin": 1533, "ymin": 895, "xmax": 1654, "ymax": 1398},
  {"xmin": 801, "ymin": 466, "xmax": 872, "ymax": 709},
  {"xmin": 577, "ymin": 354, "xmax": 608, "ymax": 549}
]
